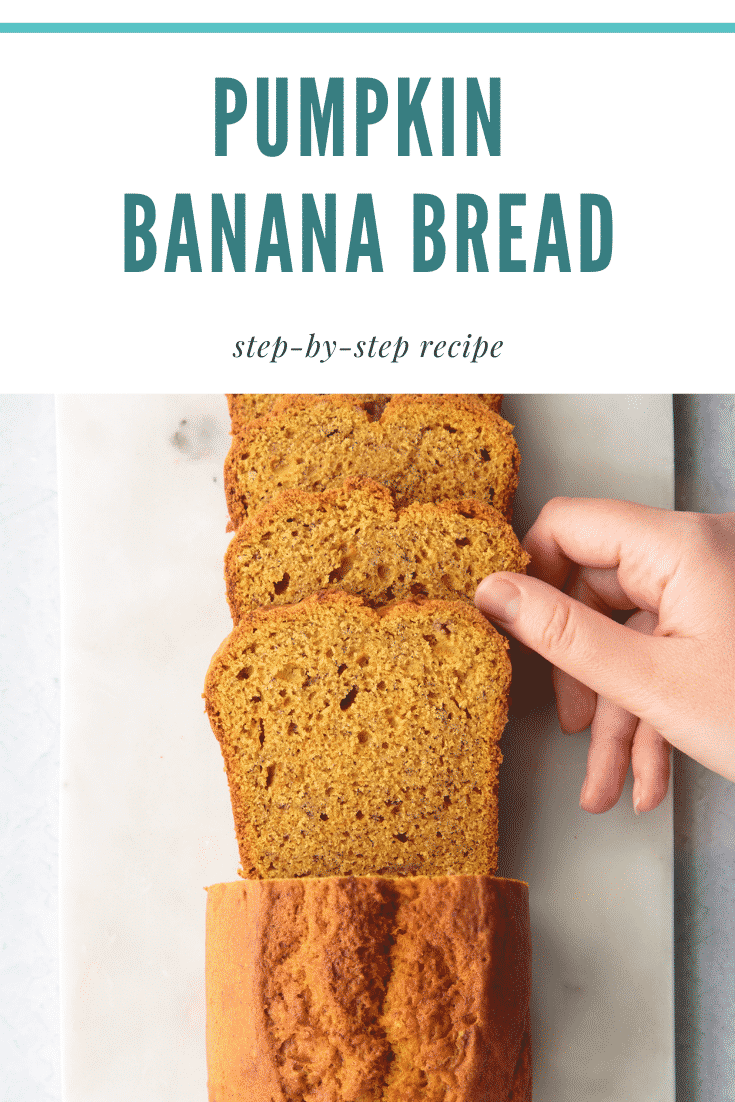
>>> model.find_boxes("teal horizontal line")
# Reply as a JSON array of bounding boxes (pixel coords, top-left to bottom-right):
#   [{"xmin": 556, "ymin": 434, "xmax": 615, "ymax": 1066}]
[{"xmin": 0, "ymin": 22, "xmax": 734, "ymax": 33}]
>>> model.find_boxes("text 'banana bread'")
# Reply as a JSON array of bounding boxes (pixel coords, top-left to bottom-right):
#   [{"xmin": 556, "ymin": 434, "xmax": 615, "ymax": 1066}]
[
  {"xmin": 225, "ymin": 477, "xmax": 529, "ymax": 621},
  {"xmin": 223, "ymin": 394, "xmax": 519, "ymax": 530},
  {"xmin": 206, "ymin": 875, "xmax": 532, "ymax": 1102},
  {"xmin": 204, "ymin": 590, "xmax": 511, "ymax": 880}
]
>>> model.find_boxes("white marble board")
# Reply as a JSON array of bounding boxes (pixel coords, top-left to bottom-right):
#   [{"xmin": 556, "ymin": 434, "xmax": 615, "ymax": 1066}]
[{"xmin": 57, "ymin": 395, "xmax": 675, "ymax": 1102}]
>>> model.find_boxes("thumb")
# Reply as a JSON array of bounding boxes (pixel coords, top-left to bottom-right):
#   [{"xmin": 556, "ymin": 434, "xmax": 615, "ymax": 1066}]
[{"xmin": 475, "ymin": 572, "xmax": 662, "ymax": 722}]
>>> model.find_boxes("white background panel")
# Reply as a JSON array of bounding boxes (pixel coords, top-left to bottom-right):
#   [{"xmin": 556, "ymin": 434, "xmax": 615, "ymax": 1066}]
[{"xmin": 0, "ymin": 29, "xmax": 732, "ymax": 391}]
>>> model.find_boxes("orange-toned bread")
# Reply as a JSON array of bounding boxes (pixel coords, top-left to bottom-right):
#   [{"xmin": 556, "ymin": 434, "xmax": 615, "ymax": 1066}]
[
  {"xmin": 225, "ymin": 477, "xmax": 529, "ymax": 621},
  {"xmin": 206, "ymin": 875, "xmax": 532, "ymax": 1102},
  {"xmin": 226, "ymin": 393, "xmax": 503, "ymax": 434},
  {"xmin": 204, "ymin": 590, "xmax": 511, "ymax": 880},
  {"xmin": 223, "ymin": 395, "xmax": 519, "ymax": 531}
]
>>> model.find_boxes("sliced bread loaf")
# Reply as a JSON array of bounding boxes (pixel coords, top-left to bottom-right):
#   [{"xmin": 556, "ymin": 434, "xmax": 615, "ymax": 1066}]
[
  {"xmin": 225, "ymin": 477, "xmax": 529, "ymax": 621},
  {"xmin": 224, "ymin": 394, "xmax": 520, "ymax": 530},
  {"xmin": 203, "ymin": 590, "xmax": 510, "ymax": 880}
]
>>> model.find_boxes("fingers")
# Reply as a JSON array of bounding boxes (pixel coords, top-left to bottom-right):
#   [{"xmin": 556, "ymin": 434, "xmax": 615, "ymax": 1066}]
[
  {"xmin": 582, "ymin": 712, "xmax": 671, "ymax": 816},
  {"xmin": 568, "ymin": 566, "xmax": 636, "ymax": 614},
  {"xmin": 580, "ymin": 697, "xmax": 638, "ymax": 812},
  {"xmin": 572, "ymin": 609, "xmax": 663, "ymax": 814},
  {"xmin": 553, "ymin": 666, "xmax": 596, "ymax": 732},
  {"xmin": 523, "ymin": 497, "xmax": 686, "ymax": 612},
  {"xmin": 552, "ymin": 567, "xmax": 636, "ymax": 731},
  {"xmin": 474, "ymin": 572, "xmax": 662, "ymax": 723},
  {"xmin": 476, "ymin": 576, "xmax": 675, "ymax": 814},
  {"xmin": 477, "ymin": 499, "xmax": 735, "ymax": 811},
  {"xmin": 630, "ymin": 722, "xmax": 672, "ymax": 814}
]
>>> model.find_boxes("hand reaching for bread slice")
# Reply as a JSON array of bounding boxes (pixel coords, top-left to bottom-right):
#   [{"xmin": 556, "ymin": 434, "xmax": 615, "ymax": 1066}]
[{"xmin": 476, "ymin": 497, "xmax": 735, "ymax": 816}]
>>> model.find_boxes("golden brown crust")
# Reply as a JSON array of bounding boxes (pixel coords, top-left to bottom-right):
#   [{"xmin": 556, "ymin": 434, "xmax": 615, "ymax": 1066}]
[
  {"xmin": 206, "ymin": 875, "xmax": 532, "ymax": 1102},
  {"xmin": 223, "ymin": 395, "xmax": 520, "ymax": 531},
  {"xmin": 224, "ymin": 477, "xmax": 529, "ymax": 621},
  {"xmin": 204, "ymin": 591, "xmax": 510, "ymax": 881}
]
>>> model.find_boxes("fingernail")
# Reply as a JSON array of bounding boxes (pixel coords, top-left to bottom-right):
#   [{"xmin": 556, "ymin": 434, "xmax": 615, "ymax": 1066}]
[
  {"xmin": 475, "ymin": 576, "xmax": 521, "ymax": 623},
  {"xmin": 633, "ymin": 781, "xmax": 642, "ymax": 816}
]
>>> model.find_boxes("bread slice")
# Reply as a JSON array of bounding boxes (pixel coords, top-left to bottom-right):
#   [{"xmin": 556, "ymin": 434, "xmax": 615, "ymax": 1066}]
[
  {"xmin": 225, "ymin": 477, "xmax": 529, "ymax": 621},
  {"xmin": 203, "ymin": 590, "xmax": 510, "ymax": 880},
  {"xmin": 227, "ymin": 392, "xmax": 503, "ymax": 434},
  {"xmin": 206, "ymin": 875, "xmax": 532, "ymax": 1102},
  {"xmin": 223, "ymin": 394, "xmax": 520, "ymax": 531},
  {"xmin": 228, "ymin": 393, "xmax": 394, "ymax": 430}
]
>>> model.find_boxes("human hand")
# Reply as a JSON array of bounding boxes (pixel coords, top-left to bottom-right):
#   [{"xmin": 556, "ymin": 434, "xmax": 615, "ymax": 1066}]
[{"xmin": 474, "ymin": 498, "xmax": 735, "ymax": 815}]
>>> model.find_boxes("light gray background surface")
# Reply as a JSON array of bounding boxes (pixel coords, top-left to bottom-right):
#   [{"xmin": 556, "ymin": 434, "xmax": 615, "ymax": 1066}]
[
  {"xmin": 0, "ymin": 395, "xmax": 733, "ymax": 1101},
  {"xmin": 672, "ymin": 397, "xmax": 735, "ymax": 1101},
  {"xmin": 1, "ymin": 395, "xmax": 61, "ymax": 1101}
]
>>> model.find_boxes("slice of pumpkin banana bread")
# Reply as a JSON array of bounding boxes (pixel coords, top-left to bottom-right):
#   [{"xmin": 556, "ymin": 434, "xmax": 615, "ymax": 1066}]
[
  {"xmin": 226, "ymin": 392, "xmax": 503, "ymax": 434},
  {"xmin": 203, "ymin": 589, "xmax": 511, "ymax": 880},
  {"xmin": 225, "ymin": 477, "xmax": 529, "ymax": 621},
  {"xmin": 223, "ymin": 394, "xmax": 519, "ymax": 530}
]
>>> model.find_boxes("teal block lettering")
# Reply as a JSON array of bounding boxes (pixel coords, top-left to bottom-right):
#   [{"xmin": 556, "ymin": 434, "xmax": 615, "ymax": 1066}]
[
  {"xmin": 581, "ymin": 194, "xmax": 613, "ymax": 272},
  {"xmin": 300, "ymin": 78, "xmax": 344, "ymax": 156},
  {"xmin": 255, "ymin": 193, "xmax": 293, "ymax": 272},
  {"xmin": 356, "ymin": 78, "xmax": 388, "ymax": 156},
  {"xmin": 257, "ymin": 77, "xmax": 288, "ymax": 157},
  {"xmin": 165, "ymin": 194, "xmax": 202, "ymax": 273},
  {"xmin": 467, "ymin": 78, "xmax": 500, "ymax": 156},
  {"xmin": 302, "ymin": 193, "xmax": 336, "ymax": 272},
  {"xmin": 398, "ymin": 77, "xmax": 432, "ymax": 156},
  {"xmin": 457, "ymin": 194, "xmax": 489, "ymax": 272},
  {"xmin": 442, "ymin": 77, "xmax": 454, "ymax": 156},
  {"xmin": 413, "ymin": 194, "xmax": 445, "ymax": 272},
  {"xmin": 346, "ymin": 194, "xmax": 383, "ymax": 272},
  {"xmin": 124, "ymin": 193, "xmax": 156, "ymax": 272},
  {"xmin": 534, "ymin": 194, "xmax": 571, "ymax": 272},
  {"xmin": 499, "ymin": 193, "xmax": 525, "ymax": 272},
  {"xmin": 212, "ymin": 193, "xmax": 245, "ymax": 272},
  {"xmin": 214, "ymin": 78, "xmax": 247, "ymax": 157}
]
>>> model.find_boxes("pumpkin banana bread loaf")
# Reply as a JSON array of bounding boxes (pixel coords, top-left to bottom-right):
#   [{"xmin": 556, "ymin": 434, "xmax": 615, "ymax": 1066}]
[
  {"xmin": 225, "ymin": 477, "xmax": 529, "ymax": 621},
  {"xmin": 206, "ymin": 875, "xmax": 532, "ymax": 1102},
  {"xmin": 204, "ymin": 590, "xmax": 511, "ymax": 880},
  {"xmin": 223, "ymin": 394, "xmax": 520, "ymax": 530},
  {"xmin": 227, "ymin": 393, "xmax": 503, "ymax": 433}
]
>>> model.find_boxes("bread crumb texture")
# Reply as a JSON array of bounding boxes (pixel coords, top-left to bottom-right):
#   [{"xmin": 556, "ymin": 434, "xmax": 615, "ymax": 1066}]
[
  {"xmin": 204, "ymin": 591, "xmax": 510, "ymax": 880},
  {"xmin": 225, "ymin": 478, "xmax": 529, "ymax": 621},
  {"xmin": 206, "ymin": 875, "xmax": 532, "ymax": 1102},
  {"xmin": 223, "ymin": 395, "xmax": 519, "ymax": 531},
  {"xmin": 226, "ymin": 393, "xmax": 503, "ymax": 434}
]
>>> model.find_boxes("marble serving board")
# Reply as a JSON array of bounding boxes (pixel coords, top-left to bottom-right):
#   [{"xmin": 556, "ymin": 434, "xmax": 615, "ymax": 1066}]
[{"xmin": 57, "ymin": 395, "xmax": 675, "ymax": 1102}]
